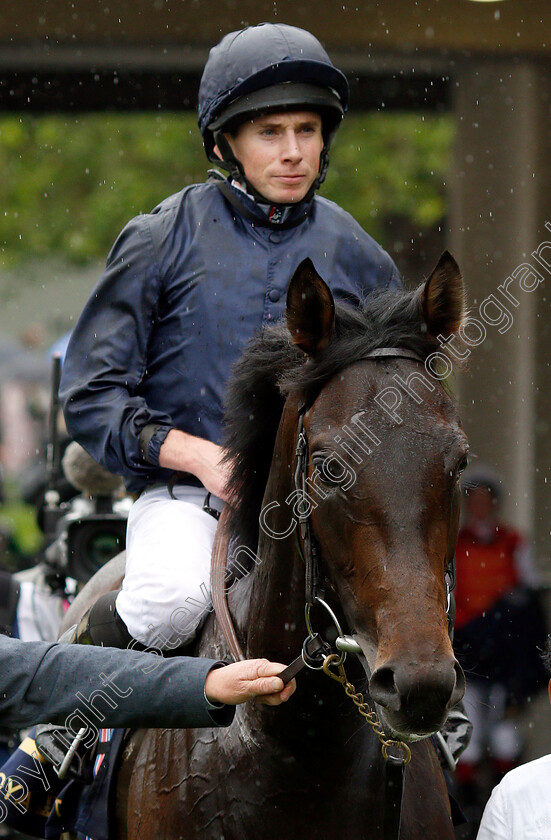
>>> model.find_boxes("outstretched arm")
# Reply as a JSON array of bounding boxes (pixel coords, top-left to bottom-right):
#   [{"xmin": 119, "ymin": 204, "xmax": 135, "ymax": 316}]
[{"xmin": 0, "ymin": 636, "xmax": 295, "ymax": 730}]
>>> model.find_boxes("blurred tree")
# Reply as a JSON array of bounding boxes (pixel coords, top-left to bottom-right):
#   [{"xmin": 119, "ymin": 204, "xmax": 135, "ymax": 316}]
[
  {"xmin": 324, "ymin": 113, "xmax": 452, "ymax": 242},
  {"xmin": 0, "ymin": 111, "xmax": 453, "ymax": 271}
]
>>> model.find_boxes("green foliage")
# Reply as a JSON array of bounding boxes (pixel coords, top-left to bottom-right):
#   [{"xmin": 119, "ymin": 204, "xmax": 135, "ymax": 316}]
[
  {"xmin": 0, "ymin": 113, "xmax": 206, "ymax": 268},
  {"xmin": 0, "ymin": 501, "xmax": 43, "ymax": 569},
  {"xmin": 0, "ymin": 111, "xmax": 453, "ymax": 269},
  {"xmin": 323, "ymin": 112, "xmax": 453, "ymax": 244}
]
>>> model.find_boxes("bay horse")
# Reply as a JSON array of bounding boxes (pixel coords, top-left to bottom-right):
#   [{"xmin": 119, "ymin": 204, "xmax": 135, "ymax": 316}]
[{"xmin": 65, "ymin": 252, "xmax": 469, "ymax": 839}]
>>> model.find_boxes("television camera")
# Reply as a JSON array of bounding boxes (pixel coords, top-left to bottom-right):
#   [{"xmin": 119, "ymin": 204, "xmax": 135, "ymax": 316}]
[
  {"xmin": 43, "ymin": 355, "xmax": 129, "ymax": 587},
  {"xmin": 43, "ymin": 443, "xmax": 130, "ymax": 585}
]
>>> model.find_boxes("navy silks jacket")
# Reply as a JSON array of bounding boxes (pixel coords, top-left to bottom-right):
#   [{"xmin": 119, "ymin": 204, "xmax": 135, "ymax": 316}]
[{"xmin": 60, "ymin": 181, "xmax": 400, "ymax": 493}]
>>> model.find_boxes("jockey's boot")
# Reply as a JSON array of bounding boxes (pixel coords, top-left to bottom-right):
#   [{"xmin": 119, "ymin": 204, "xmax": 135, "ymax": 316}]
[
  {"xmin": 34, "ymin": 591, "xmax": 136, "ymax": 783},
  {"xmin": 64, "ymin": 590, "xmax": 135, "ymax": 648}
]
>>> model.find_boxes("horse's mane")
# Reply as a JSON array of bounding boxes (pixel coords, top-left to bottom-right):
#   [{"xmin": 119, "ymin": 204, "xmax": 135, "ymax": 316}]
[{"xmin": 223, "ymin": 284, "xmax": 457, "ymax": 552}]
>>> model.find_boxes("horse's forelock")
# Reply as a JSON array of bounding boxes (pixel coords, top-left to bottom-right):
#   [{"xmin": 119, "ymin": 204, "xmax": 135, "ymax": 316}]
[{"xmin": 223, "ymin": 283, "xmax": 464, "ymax": 549}]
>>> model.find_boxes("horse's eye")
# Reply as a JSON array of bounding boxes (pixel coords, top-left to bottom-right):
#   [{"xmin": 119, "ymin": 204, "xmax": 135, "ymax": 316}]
[
  {"xmin": 456, "ymin": 454, "xmax": 469, "ymax": 476},
  {"xmin": 311, "ymin": 454, "xmax": 342, "ymax": 487}
]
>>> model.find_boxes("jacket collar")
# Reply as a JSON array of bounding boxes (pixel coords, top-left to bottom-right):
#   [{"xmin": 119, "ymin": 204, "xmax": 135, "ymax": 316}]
[{"xmin": 208, "ymin": 170, "xmax": 314, "ymax": 230}]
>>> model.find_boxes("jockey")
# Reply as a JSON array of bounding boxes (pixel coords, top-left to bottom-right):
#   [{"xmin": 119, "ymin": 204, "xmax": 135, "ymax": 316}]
[
  {"xmin": 58, "ymin": 22, "xmax": 400, "ymax": 654},
  {"xmin": 21, "ymin": 25, "xmax": 472, "ymax": 802}
]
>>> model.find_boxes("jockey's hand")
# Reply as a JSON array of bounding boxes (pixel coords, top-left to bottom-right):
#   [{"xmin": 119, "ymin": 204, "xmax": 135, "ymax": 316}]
[
  {"xmin": 204, "ymin": 659, "xmax": 296, "ymax": 707},
  {"xmin": 158, "ymin": 430, "xmax": 233, "ymax": 501}
]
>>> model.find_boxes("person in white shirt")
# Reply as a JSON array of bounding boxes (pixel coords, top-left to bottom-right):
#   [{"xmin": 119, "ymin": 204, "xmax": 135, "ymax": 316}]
[{"xmin": 476, "ymin": 635, "xmax": 551, "ymax": 839}]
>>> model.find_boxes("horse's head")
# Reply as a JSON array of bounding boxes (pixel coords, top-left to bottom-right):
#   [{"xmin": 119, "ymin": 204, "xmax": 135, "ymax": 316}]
[{"xmin": 285, "ymin": 253, "xmax": 467, "ymax": 740}]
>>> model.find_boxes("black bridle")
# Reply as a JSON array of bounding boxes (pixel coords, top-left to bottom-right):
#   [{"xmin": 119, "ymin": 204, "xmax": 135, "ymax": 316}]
[
  {"xmin": 293, "ymin": 347, "xmax": 456, "ymax": 610},
  {"xmin": 288, "ymin": 347, "xmax": 458, "ymax": 840}
]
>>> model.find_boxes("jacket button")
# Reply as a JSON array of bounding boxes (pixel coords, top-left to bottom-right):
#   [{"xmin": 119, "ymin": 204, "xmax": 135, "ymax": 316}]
[
  {"xmin": 269, "ymin": 232, "xmax": 282, "ymax": 243},
  {"xmin": 268, "ymin": 289, "xmax": 281, "ymax": 302}
]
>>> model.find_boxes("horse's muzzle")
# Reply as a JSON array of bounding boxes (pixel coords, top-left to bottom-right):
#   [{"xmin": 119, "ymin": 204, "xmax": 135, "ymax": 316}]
[{"xmin": 368, "ymin": 656, "xmax": 466, "ymax": 738}]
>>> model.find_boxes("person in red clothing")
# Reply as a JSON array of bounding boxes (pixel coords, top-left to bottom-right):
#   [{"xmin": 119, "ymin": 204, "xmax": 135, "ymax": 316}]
[
  {"xmin": 454, "ymin": 469, "xmax": 535, "ymax": 633},
  {"xmin": 452, "ymin": 465, "xmax": 547, "ymax": 823}
]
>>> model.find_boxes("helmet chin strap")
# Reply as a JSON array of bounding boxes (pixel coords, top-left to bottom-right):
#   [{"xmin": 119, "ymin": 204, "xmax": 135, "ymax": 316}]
[
  {"xmin": 212, "ymin": 131, "xmax": 329, "ymax": 208},
  {"xmin": 212, "ymin": 133, "xmax": 247, "ymax": 183}
]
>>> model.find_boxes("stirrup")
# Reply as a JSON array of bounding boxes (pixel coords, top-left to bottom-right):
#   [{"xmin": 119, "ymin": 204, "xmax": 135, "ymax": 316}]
[
  {"xmin": 34, "ymin": 594, "xmax": 130, "ymax": 785},
  {"xmin": 34, "ymin": 724, "xmax": 95, "ymax": 783}
]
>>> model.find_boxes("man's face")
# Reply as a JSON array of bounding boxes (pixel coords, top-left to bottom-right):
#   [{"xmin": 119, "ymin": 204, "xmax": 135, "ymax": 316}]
[
  {"xmin": 218, "ymin": 110, "xmax": 324, "ymax": 204},
  {"xmin": 465, "ymin": 487, "xmax": 497, "ymax": 523}
]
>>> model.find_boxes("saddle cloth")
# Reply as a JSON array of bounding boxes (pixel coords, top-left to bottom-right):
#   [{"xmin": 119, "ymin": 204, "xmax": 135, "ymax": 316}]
[{"xmin": 0, "ymin": 726, "xmax": 126, "ymax": 840}]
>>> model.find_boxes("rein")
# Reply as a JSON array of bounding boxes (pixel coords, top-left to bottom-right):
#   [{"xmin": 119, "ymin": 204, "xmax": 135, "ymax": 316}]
[
  {"xmin": 211, "ymin": 505, "xmax": 245, "ymax": 662},
  {"xmin": 211, "ymin": 346, "xmax": 454, "ymax": 840}
]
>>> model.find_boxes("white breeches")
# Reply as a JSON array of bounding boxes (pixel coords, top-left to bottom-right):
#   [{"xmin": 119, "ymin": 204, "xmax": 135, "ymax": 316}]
[{"xmin": 115, "ymin": 485, "xmax": 223, "ymax": 649}]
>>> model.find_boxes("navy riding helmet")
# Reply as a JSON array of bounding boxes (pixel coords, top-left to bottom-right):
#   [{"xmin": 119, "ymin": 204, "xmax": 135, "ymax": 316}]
[{"xmin": 197, "ymin": 23, "xmax": 349, "ymax": 190}]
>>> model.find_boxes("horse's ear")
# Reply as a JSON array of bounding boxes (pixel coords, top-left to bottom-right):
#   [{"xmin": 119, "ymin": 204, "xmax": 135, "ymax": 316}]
[
  {"xmin": 421, "ymin": 251, "xmax": 466, "ymax": 336},
  {"xmin": 286, "ymin": 258, "xmax": 335, "ymax": 356}
]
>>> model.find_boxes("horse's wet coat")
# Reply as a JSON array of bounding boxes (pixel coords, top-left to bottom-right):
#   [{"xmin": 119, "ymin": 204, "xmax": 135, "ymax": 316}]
[{"xmin": 67, "ymin": 253, "xmax": 469, "ymax": 839}]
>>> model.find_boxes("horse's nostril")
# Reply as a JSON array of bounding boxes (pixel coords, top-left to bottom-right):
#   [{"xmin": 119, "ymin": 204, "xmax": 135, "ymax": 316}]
[
  {"xmin": 369, "ymin": 666, "xmax": 401, "ymax": 712},
  {"xmin": 370, "ymin": 658, "xmax": 463, "ymax": 724}
]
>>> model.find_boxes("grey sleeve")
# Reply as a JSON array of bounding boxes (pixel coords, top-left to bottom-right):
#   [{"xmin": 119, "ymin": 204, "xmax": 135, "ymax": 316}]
[{"xmin": 0, "ymin": 636, "xmax": 234, "ymax": 730}]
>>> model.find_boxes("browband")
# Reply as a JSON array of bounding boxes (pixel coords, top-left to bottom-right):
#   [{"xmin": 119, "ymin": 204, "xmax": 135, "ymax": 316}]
[{"xmin": 357, "ymin": 347, "xmax": 425, "ymax": 364}]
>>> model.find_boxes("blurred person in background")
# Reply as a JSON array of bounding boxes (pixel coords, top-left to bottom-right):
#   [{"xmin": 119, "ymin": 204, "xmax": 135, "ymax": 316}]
[{"xmin": 452, "ymin": 464, "xmax": 548, "ymax": 821}]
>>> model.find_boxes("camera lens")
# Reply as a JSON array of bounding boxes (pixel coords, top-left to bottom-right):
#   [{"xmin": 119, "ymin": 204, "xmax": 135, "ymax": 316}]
[{"xmin": 67, "ymin": 517, "xmax": 127, "ymax": 582}]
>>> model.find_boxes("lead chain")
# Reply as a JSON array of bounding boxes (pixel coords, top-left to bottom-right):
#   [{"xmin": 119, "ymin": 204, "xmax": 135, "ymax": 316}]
[{"xmin": 322, "ymin": 653, "xmax": 411, "ymax": 766}]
